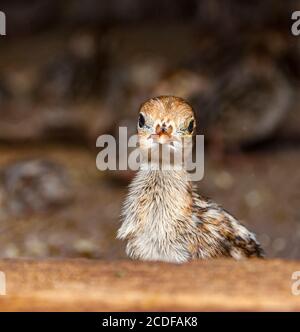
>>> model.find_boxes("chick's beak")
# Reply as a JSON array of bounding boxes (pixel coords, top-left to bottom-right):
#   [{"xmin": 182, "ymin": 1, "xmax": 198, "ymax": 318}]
[{"xmin": 151, "ymin": 124, "xmax": 173, "ymax": 144}]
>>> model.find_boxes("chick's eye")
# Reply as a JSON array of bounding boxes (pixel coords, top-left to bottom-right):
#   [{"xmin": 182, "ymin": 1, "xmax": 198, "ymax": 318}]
[
  {"xmin": 138, "ymin": 113, "xmax": 145, "ymax": 128},
  {"xmin": 187, "ymin": 119, "xmax": 194, "ymax": 133}
]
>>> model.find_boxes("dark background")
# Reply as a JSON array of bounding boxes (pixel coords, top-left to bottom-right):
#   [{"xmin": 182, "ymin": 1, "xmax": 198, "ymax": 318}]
[{"xmin": 0, "ymin": 0, "xmax": 299, "ymax": 260}]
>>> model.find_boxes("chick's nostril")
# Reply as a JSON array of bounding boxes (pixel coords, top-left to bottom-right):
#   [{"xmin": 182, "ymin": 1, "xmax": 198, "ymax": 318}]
[
  {"xmin": 155, "ymin": 124, "xmax": 161, "ymax": 135},
  {"xmin": 166, "ymin": 125, "xmax": 173, "ymax": 135}
]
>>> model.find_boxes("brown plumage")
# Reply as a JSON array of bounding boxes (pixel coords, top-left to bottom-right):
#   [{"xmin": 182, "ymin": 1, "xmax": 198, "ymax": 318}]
[{"xmin": 117, "ymin": 96, "xmax": 264, "ymax": 263}]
